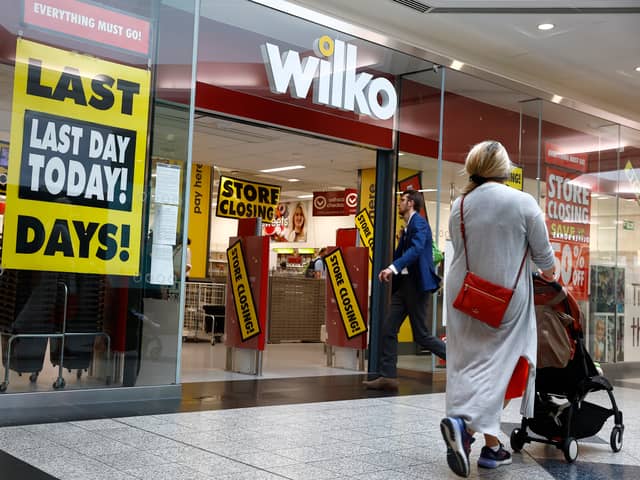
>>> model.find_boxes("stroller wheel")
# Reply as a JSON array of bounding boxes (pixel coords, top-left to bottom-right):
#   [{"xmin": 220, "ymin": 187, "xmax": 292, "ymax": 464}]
[
  {"xmin": 562, "ymin": 437, "xmax": 578, "ymax": 463},
  {"xmin": 610, "ymin": 426, "xmax": 623, "ymax": 452},
  {"xmin": 510, "ymin": 428, "xmax": 526, "ymax": 452}
]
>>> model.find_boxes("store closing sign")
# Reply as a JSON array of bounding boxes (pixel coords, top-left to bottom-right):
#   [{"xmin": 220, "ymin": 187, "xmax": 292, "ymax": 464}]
[
  {"xmin": 216, "ymin": 175, "xmax": 280, "ymax": 223},
  {"xmin": 3, "ymin": 39, "xmax": 150, "ymax": 275},
  {"xmin": 355, "ymin": 208, "xmax": 374, "ymax": 261},
  {"xmin": 326, "ymin": 249, "xmax": 367, "ymax": 339},
  {"xmin": 227, "ymin": 240, "xmax": 260, "ymax": 342},
  {"xmin": 545, "ymin": 166, "xmax": 591, "ymax": 301}
]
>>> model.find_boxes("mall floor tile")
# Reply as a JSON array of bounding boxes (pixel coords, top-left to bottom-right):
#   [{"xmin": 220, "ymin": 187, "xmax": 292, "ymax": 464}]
[{"xmin": 1, "ymin": 373, "xmax": 639, "ymax": 480}]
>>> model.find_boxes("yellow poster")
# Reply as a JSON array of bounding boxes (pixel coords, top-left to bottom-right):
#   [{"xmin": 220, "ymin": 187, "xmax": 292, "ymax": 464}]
[
  {"xmin": 355, "ymin": 208, "xmax": 374, "ymax": 261},
  {"xmin": 359, "ymin": 167, "xmax": 419, "ymax": 229},
  {"xmin": 216, "ymin": 175, "xmax": 280, "ymax": 222},
  {"xmin": 505, "ymin": 166, "xmax": 524, "ymax": 191},
  {"xmin": 326, "ymin": 249, "xmax": 367, "ymax": 339},
  {"xmin": 227, "ymin": 240, "xmax": 260, "ymax": 342},
  {"xmin": 2, "ymin": 39, "xmax": 150, "ymax": 275},
  {"xmin": 188, "ymin": 163, "xmax": 211, "ymax": 278},
  {"xmin": 359, "ymin": 167, "xmax": 421, "ymax": 342},
  {"xmin": 359, "ymin": 168, "xmax": 377, "ymax": 222}
]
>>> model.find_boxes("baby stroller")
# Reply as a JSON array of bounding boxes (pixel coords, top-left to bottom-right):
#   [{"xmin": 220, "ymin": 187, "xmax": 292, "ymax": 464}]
[{"xmin": 509, "ymin": 274, "xmax": 624, "ymax": 463}]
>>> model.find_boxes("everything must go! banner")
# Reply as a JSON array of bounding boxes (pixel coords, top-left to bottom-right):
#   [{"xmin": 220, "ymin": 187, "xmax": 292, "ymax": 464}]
[{"xmin": 2, "ymin": 39, "xmax": 150, "ymax": 275}]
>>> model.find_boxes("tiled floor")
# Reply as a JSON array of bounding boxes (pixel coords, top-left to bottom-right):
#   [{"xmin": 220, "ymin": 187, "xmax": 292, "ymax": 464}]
[
  {"xmin": 1, "ymin": 376, "xmax": 639, "ymax": 479},
  {"xmin": 180, "ymin": 342, "xmax": 368, "ymax": 382},
  {"xmin": 0, "ymin": 341, "xmax": 429, "ymax": 392}
]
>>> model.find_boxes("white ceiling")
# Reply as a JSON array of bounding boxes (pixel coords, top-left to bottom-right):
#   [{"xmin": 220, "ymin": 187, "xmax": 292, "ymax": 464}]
[
  {"xmin": 172, "ymin": 112, "xmax": 455, "ymax": 203},
  {"xmin": 192, "ymin": 115, "xmax": 381, "ymax": 201},
  {"xmin": 285, "ymin": 0, "xmax": 640, "ymax": 126}
]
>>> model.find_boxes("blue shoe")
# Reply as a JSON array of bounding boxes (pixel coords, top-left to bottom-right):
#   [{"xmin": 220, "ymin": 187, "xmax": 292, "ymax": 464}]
[
  {"xmin": 440, "ymin": 417, "xmax": 474, "ymax": 477},
  {"xmin": 478, "ymin": 443, "xmax": 512, "ymax": 469}
]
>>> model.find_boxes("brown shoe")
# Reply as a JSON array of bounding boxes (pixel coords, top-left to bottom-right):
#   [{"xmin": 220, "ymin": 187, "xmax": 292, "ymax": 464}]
[{"xmin": 363, "ymin": 376, "xmax": 399, "ymax": 391}]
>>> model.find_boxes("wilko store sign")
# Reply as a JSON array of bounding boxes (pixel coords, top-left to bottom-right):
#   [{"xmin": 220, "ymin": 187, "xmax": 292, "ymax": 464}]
[
  {"xmin": 545, "ymin": 166, "xmax": 591, "ymax": 301},
  {"xmin": 545, "ymin": 143, "xmax": 588, "ymax": 173},
  {"xmin": 313, "ymin": 189, "xmax": 358, "ymax": 216},
  {"xmin": 23, "ymin": 0, "xmax": 151, "ymax": 56},
  {"xmin": 261, "ymin": 36, "xmax": 398, "ymax": 120}
]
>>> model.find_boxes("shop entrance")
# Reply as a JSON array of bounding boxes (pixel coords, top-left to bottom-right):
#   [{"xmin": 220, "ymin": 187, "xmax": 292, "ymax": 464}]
[{"xmin": 178, "ymin": 113, "xmax": 376, "ymax": 382}]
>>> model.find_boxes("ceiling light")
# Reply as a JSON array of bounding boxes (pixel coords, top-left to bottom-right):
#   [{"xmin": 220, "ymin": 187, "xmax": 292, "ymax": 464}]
[
  {"xmin": 635, "ymin": 66, "xmax": 640, "ymax": 72},
  {"xmin": 450, "ymin": 60, "xmax": 464, "ymax": 71},
  {"xmin": 297, "ymin": 194, "xmax": 313, "ymax": 199},
  {"xmin": 537, "ymin": 23, "xmax": 555, "ymax": 31},
  {"xmin": 288, "ymin": 178, "xmax": 299, "ymax": 182},
  {"xmin": 259, "ymin": 165, "xmax": 305, "ymax": 173}
]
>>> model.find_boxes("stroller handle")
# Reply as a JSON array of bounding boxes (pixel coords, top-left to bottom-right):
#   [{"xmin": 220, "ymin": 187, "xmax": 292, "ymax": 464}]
[{"xmin": 532, "ymin": 272, "xmax": 562, "ymax": 291}]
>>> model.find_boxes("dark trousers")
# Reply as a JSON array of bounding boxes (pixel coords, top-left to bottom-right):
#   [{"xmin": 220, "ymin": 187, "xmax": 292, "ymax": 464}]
[{"xmin": 379, "ymin": 276, "xmax": 446, "ymax": 378}]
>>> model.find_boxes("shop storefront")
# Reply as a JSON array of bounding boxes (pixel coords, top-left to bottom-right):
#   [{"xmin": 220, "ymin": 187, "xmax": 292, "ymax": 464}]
[
  {"xmin": 0, "ymin": 0, "xmax": 639, "ymax": 418},
  {"xmin": 0, "ymin": 0, "xmax": 197, "ymax": 409}
]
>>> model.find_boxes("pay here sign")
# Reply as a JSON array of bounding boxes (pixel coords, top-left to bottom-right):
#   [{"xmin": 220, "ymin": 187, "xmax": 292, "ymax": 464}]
[{"xmin": 3, "ymin": 39, "xmax": 150, "ymax": 275}]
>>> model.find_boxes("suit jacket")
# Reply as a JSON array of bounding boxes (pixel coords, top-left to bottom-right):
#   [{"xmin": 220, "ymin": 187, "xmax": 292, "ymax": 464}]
[{"xmin": 392, "ymin": 213, "xmax": 441, "ymax": 293}]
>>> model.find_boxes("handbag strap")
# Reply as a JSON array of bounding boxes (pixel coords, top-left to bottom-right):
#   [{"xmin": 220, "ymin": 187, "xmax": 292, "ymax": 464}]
[{"xmin": 459, "ymin": 194, "xmax": 529, "ymax": 290}]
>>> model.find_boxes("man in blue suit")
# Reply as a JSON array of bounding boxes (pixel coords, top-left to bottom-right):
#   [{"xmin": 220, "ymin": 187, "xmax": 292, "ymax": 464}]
[{"xmin": 364, "ymin": 189, "xmax": 446, "ymax": 390}]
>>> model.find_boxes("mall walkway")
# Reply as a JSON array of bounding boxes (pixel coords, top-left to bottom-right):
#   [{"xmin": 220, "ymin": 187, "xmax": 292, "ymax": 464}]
[{"xmin": 1, "ymin": 372, "xmax": 639, "ymax": 479}]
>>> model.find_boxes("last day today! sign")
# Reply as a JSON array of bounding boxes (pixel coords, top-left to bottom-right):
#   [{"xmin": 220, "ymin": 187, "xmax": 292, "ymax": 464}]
[{"xmin": 2, "ymin": 39, "xmax": 150, "ymax": 275}]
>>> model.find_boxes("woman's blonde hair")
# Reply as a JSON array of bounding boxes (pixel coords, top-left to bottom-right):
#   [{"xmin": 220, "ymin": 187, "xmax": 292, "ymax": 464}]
[{"xmin": 462, "ymin": 140, "xmax": 512, "ymax": 194}]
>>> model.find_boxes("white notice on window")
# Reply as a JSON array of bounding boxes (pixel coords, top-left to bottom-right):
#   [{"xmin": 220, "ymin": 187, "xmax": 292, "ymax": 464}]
[
  {"xmin": 150, "ymin": 243, "xmax": 175, "ymax": 285},
  {"xmin": 153, "ymin": 204, "xmax": 179, "ymax": 245},
  {"xmin": 155, "ymin": 163, "xmax": 181, "ymax": 205}
]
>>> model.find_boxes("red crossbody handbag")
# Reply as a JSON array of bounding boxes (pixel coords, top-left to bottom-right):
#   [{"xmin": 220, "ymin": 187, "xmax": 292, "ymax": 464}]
[{"xmin": 452, "ymin": 194, "xmax": 528, "ymax": 328}]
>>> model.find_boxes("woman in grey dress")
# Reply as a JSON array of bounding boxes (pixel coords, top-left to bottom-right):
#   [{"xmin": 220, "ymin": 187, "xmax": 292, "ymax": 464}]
[{"xmin": 440, "ymin": 141, "xmax": 556, "ymax": 477}]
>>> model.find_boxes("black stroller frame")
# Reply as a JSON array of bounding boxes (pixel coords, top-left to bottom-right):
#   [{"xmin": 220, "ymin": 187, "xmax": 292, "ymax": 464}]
[
  {"xmin": 1, "ymin": 280, "xmax": 112, "ymax": 392},
  {"xmin": 510, "ymin": 275, "xmax": 624, "ymax": 462}
]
